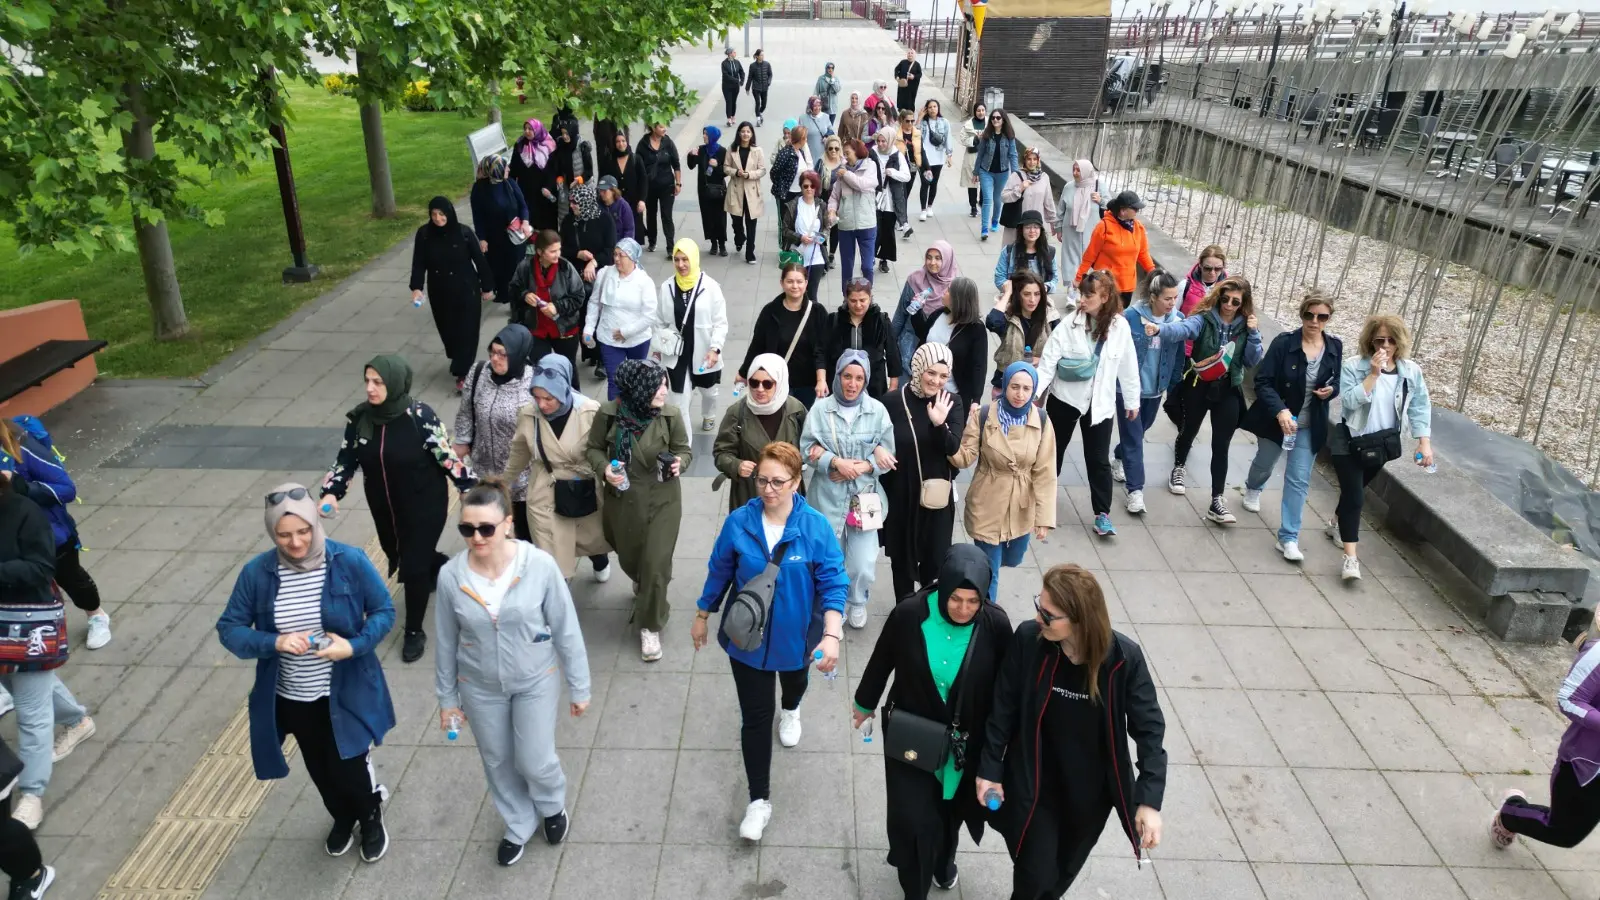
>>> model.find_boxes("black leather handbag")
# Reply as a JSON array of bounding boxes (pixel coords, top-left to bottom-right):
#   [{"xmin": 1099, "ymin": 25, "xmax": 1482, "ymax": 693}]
[
  {"xmin": 1341, "ymin": 379, "xmax": 1408, "ymax": 467},
  {"xmin": 881, "ymin": 627, "xmax": 979, "ymax": 774},
  {"xmin": 534, "ymin": 418, "xmax": 598, "ymax": 518}
]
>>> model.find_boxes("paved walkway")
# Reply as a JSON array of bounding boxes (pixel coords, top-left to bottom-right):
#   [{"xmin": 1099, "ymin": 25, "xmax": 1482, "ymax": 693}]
[{"xmin": 24, "ymin": 20, "xmax": 1600, "ymax": 900}]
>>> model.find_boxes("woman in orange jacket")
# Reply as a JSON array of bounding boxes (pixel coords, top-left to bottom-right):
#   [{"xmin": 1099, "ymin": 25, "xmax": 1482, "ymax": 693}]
[{"xmin": 1074, "ymin": 190, "xmax": 1156, "ymax": 303}]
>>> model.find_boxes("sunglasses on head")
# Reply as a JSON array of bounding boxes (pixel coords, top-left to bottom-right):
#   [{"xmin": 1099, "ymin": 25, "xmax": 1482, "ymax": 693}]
[
  {"xmin": 528, "ymin": 363, "xmax": 562, "ymax": 378},
  {"xmin": 457, "ymin": 521, "xmax": 502, "ymax": 539},
  {"xmin": 1034, "ymin": 599, "xmax": 1061, "ymax": 625},
  {"xmin": 1302, "ymin": 311, "xmax": 1332, "ymax": 323},
  {"xmin": 748, "ymin": 378, "xmax": 776, "ymax": 390},
  {"xmin": 265, "ymin": 487, "xmax": 309, "ymax": 505}
]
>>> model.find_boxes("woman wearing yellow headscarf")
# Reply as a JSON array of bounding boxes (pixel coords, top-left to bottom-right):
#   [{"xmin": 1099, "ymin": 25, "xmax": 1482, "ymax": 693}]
[{"xmin": 652, "ymin": 239, "xmax": 730, "ymax": 433}]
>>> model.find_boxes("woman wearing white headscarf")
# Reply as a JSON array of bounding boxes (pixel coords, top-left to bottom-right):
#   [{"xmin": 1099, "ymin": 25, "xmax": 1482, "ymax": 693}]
[
  {"xmin": 714, "ymin": 351, "xmax": 809, "ymax": 512},
  {"xmin": 798, "ymin": 349, "xmax": 896, "ymax": 629},
  {"xmin": 881, "ymin": 342, "xmax": 968, "ymax": 600},
  {"xmin": 502, "ymin": 354, "xmax": 611, "ymax": 582},
  {"xmin": 1053, "ymin": 158, "xmax": 1103, "ymax": 278}
]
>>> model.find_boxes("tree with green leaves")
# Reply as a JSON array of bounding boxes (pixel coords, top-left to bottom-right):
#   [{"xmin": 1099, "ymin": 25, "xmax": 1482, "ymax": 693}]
[{"xmin": 0, "ymin": 0, "xmax": 325, "ymax": 339}]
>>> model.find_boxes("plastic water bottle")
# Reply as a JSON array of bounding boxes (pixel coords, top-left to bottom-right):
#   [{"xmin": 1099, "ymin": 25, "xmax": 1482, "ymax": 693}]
[
  {"xmin": 1415, "ymin": 451, "xmax": 1437, "ymax": 474},
  {"xmin": 308, "ymin": 630, "xmax": 333, "ymax": 651},
  {"xmin": 1023, "ymin": 345, "xmax": 1033, "ymax": 361},
  {"xmin": 1281, "ymin": 429, "xmax": 1297, "ymax": 453},
  {"xmin": 319, "ymin": 500, "xmax": 335, "ymax": 517},
  {"xmin": 984, "ymin": 789, "xmax": 1003, "ymax": 811},
  {"xmin": 609, "ymin": 460, "xmax": 630, "ymax": 492},
  {"xmin": 446, "ymin": 713, "xmax": 461, "ymax": 741},
  {"xmin": 412, "ymin": 294, "xmax": 425, "ymax": 309},
  {"xmin": 908, "ymin": 286, "xmax": 933, "ymax": 314},
  {"xmin": 731, "ymin": 382, "xmax": 743, "ymax": 400},
  {"xmin": 861, "ymin": 719, "xmax": 874, "ymax": 744},
  {"xmin": 814, "ymin": 648, "xmax": 837, "ymax": 685}
]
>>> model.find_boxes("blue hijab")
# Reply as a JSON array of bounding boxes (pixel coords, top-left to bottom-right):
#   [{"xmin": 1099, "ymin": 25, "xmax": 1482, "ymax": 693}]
[
  {"xmin": 998, "ymin": 360, "xmax": 1038, "ymax": 434},
  {"xmin": 530, "ymin": 353, "xmax": 580, "ymax": 419},
  {"xmin": 703, "ymin": 125, "xmax": 723, "ymax": 158}
]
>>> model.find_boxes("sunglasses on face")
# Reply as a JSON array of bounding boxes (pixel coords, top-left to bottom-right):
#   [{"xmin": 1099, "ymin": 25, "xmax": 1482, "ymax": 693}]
[
  {"xmin": 748, "ymin": 378, "xmax": 776, "ymax": 390},
  {"xmin": 755, "ymin": 475, "xmax": 792, "ymax": 491},
  {"xmin": 1200, "ymin": 265, "xmax": 1224, "ymax": 273},
  {"xmin": 265, "ymin": 487, "xmax": 309, "ymax": 505},
  {"xmin": 1372, "ymin": 336, "xmax": 1395, "ymax": 346},
  {"xmin": 1302, "ymin": 312, "xmax": 1332, "ymax": 323},
  {"xmin": 1034, "ymin": 600, "xmax": 1061, "ymax": 625},
  {"xmin": 457, "ymin": 521, "xmax": 503, "ymax": 539},
  {"xmin": 1221, "ymin": 296, "xmax": 1244, "ymax": 307}
]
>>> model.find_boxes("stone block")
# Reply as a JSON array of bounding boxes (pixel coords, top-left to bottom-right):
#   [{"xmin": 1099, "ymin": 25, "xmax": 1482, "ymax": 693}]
[{"xmin": 1487, "ymin": 591, "xmax": 1570, "ymax": 643}]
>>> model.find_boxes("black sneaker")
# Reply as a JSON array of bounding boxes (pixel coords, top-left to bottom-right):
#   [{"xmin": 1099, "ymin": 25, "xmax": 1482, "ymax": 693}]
[
  {"xmin": 1167, "ymin": 464, "xmax": 1187, "ymax": 495},
  {"xmin": 8, "ymin": 865, "xmax": 53, "ymax": 900},
  {"xmin": 933, "ymin": 862, "xmax": 959, "ymax": 890},
  {"xmin": 497, "ymin": 839, "xmax": 525, "ymax": 867},
  {"xmin": 1206, "ymin": 496, "xmax": 1237, "ymax": 525},
  {"xmin": 543, "ymin": 808, "xmax": 570, "ymax": 846},
  {"xmin": 325, "ymin": 819, "xmax": 356, "ymax": 857},
  {"xmin": 878, "ymin": 259, "xmax": 889, "ymax": 273},
  {"xmin": 969, "ymin": 207, "xmax": 978, "ymax": 217},
  {"xmin": 401, "ymin": 631, "xmax": 426, "ymax": 663},
  {"xmin": 359, "ymin": 806, "xmax": 389, "ymax": 863}
]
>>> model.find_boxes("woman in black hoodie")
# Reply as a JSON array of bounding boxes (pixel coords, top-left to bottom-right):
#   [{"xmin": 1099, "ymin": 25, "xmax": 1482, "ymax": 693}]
[
  {"xmin": 977, "ymin": 564, "xmax": 1166, "ymax": 900},
  {"xmin": 824, "ymin": 279, "xmax": 902, "ymax": 399},
  {"xmin": 854, "ymin": 545, "xmax": 1013, "ymax": 900}
]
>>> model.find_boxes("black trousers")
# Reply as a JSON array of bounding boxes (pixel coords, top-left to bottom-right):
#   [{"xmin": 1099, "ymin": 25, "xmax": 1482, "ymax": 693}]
[
  {"xmin": 276, "ymin": 696, "xmax": 381, "ymax": 826},
  {"xmin": 644, "ymin": 184, "xmax": 676, "ymax": 250},
  {"xmin": 1173, "ymin": 380, "xmax": 1244, "ymax": 499},
  {"xmin": 752, "ymin": 88, "xmax": 769, "ymax": 118},
  {"xmin": 54, "ymin": 544, "xmax": 101, "ymax": 613},
  {"xmin": 0, "ymin": 796, "xmax": 40, "ymax": 882},
  {"xmin": 533, "ymin": 334, "xmax": 582, "ymax": 388},
  {"xmin": 731, "ymin": 212, "xmax": 757, "ymax": 260},
  {"xmin": 806, "ymin": 263, "xmax": 826, "ymax": 305},
  {"xmin": 1501, "ymin": 762, "xmax": 1600, "ymax": 848},
  {"xmin": 1007, "ymin": 803, "xmax": 1110, "ymax": 900},
  {"xmin": 401, "ymin": 551, "xmax": 448, "ymax": 635},
  {"xmin": 885, "ymin": 762, "xmax": 961, "ymax": 900},
  {"xmin": 1046, "ymin": 395, "xmax": 1114, "ymax": 515},
  {"xmin": 968, "ymin": 186, "xmax": 978, "ymax": 211},
  {"xmin": 1330, "ymin": 451, "xmax": 1385, "ymax": 544},
  {"xmin": 722, "ymin": 84, "xmax": 739, "ymax": 119},
  {"xmin": 729, "ymin": 657, "xmax": 809, "ymax": 801},
  {"xmin": 918, "ymin": 165, "xmax": 943, "ymax": 210},
  {"xmin": 431, "ymin": 297, "xmax": 481, "ymax": 379},
  {"xmin": 891, "ymin": 552, "xmax": 941, "ymax": 605}
]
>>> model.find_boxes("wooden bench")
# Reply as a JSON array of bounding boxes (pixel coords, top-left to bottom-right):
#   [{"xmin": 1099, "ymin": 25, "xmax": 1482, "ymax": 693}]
[{"xmin": 1370, "ymin": 458, "xmax": 1592, "ymax": 643}]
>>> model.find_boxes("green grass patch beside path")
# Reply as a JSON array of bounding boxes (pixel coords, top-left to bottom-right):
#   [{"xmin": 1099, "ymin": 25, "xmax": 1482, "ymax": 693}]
[{"xmin": 0, "ymin": 89, "xmax": 510, "ymax": 379}]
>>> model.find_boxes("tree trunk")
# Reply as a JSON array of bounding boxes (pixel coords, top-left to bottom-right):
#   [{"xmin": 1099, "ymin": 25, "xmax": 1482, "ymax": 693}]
[
  {"xmin": 120, "ymin": 81, "xmax": 188, "ymax": 340},
  {"xmin": 355, "ymin": 51, "xmax": 397, "ymax": 219},
  {"xmin": 487, "ymin": 78, "xmax": 502, "ymax": 124}
]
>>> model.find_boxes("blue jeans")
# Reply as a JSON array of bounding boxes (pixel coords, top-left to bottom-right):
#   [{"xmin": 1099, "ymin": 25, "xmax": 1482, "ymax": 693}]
[
  {"xmin": 1114, "ymin": 394, "xmax": 1164, "ymax": 492},
  {"xmin": 974, "ymin": 534, "xmax": 1031, "ymax": 602},
  {"xmin": 1245, "ymin": 434, "xmax": 1315, "ymax": 544},
  {"xmin": 979, "ymin": 170, "xmax": 1009, "ymax": 232},
  {"xmin": 599, "ymin": 339, "xmax": 652, "ymax": 400},
  {"xmin": 841, "ymin": 525, "xmax": 879, "ymax": 612},
  {"xmin": 0, "ymin": 672, "xmax": 87, "ymax": 797},
  {"xmin": 838, "ymin": 227, "xmax": 878, "ymax": 293}
]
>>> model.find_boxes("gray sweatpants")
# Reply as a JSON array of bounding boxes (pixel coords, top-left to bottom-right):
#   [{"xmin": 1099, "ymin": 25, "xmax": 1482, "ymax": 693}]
[{"xmin": 459, "ymin": 675, "xmax": 568, "ymax": 845}]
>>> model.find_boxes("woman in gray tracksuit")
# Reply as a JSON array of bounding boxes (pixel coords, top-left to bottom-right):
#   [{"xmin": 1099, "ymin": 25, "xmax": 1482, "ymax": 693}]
[{"xmin": 434, "ymin": 478, "xmax": 591, "ymax": 867}]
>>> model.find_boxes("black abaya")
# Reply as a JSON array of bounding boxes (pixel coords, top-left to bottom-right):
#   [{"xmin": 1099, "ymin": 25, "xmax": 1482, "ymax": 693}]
[{"xmin": 408, "ymin": 209, "xmax": 494, "ymax": 380}]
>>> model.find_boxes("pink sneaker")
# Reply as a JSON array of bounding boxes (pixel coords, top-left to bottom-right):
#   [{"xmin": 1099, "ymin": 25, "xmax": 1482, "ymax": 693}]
[{"xmin": 1489, "ymin": 789, "xmax": 1526, "ymax": 849}]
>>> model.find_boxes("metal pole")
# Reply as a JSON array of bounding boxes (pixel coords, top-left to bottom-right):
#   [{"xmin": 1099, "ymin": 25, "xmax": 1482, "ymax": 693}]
[
  {"xmin": 760, "ymin": 8, "xmax": 765, "ymax": 51},
  {"xmin": 745, "ymin": 21, "xmax": 750, "ymax": 55},
  {"xmin": 261, "ymin": 68, "xmax": 317, "ymax": 284}
]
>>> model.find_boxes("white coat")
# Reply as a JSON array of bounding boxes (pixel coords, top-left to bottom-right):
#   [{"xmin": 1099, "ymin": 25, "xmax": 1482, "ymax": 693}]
[
  {"xmin": 585, "ymin": 263, "xmax": 658, "ymax": 349},
  {"xmin": 651, "ymin": 272, "xmax": 730, "ymax": 373},
  {"xmin": 1035, "ymin": 308, "xmax": 1140, "ymax": 425}
]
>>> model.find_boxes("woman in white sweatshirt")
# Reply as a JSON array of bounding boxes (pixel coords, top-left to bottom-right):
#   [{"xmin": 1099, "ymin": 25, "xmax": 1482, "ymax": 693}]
[
  {"xmin": 584, "ymin": 237, "xmax": 658, "ymax": 401},
  {"xmin": 1034, "ymin": 270, "xmax": 1140, "ymax": 538}
]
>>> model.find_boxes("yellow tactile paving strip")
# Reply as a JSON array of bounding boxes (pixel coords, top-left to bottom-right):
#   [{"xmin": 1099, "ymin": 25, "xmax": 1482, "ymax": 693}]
[{"xmin": 96, "ymin": 525, "xmax": 400, "ymax": 900}]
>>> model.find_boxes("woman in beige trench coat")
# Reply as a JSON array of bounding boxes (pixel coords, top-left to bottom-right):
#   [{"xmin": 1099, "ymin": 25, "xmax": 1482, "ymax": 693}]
[
  {"xmin": 502, "ymin": 353, "xmax": 612, "ymax": 581},
  {"xmin": 724, "ymin": 121, "xmax": 768, "ymax": 263}
]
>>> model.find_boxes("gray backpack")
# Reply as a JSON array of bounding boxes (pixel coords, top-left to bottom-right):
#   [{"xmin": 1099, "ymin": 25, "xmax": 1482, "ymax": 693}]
[{"xmin": 721, "ymin": 540, "xmax": 787, "ymax": 652}]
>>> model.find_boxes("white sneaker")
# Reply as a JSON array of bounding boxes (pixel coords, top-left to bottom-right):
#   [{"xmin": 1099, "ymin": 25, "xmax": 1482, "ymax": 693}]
[
  {"xmin": 847, "ymin": 605, "xmax": 868, "ymax": 629},
  {"xmin": 919, "ymin": 209, "xmax": 928, "ymax": 222},
  {"xmin": 639, "ymin": 629, "xmax": 662, "ymax": 662},
  {"xmin": 1242, "ymin": 489, "xmax": 1262, "ymax": 513},
  {"xmin": 739, "ymin": 799, "xmax": 773, "ymax": 841},
  {"xmin": 11, "ymin": 793, "xmax": 41, "ymax": 830},
  {"xmin": 593, "ymin": 561, "xmax": 611, "ymax": 583},
  {"xmin": 85, "ymin": 613, "xmax": 112, "ymax": 650},
  {"xmin": 1327, "ymin": 520, "xmax": 1342, "ymax": 546},
  {"xmin": 1341, "ymin": 556, "xmax": 1362, "ymax": 581},
  {"xmin": 778, "ymin": 707, "xmax": 802, "ymax": 747},
  {"xmin": 1276, "ymin": 540, "xmax": 1304, "ymax": 562},
  {"xmin": 0, "ymin": 691, "xmax": 13, "ymax": 718},
  {"xmin": 1125, "ymin": 490, "xmax": 1146, "ymax": 515},
  {"xmin": 1111, "ymin": 459, "xmax": 1126, "ymax": 482},
  {"xmin": 52, "ymin": 716, "xmax": 94, "ymax": 762}
]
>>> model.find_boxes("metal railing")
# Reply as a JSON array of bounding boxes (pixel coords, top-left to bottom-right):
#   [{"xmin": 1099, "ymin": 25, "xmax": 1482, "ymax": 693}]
[
  {"xmin": 896, "ymin": 18, "xmax": 963, "ymax": 53},
  {"xmin": 851, "ymin": 0, "xmax": 909, "ymax": 28}
]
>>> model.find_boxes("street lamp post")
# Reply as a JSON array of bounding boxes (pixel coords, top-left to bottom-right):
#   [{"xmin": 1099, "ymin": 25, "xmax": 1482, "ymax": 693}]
[{"xmin": 262, "ymin": 68, "xmax": 319, "ymax": 284}]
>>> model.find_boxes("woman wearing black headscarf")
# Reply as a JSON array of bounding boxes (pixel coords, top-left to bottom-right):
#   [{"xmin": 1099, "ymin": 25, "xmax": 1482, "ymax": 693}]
[
  {"xmin": 410, "ymin": 197, "xmax": 495, "ymax": 392},
  {"xmin": 585, "ymin": 359, "xmax": 690, "ymax": 663},
  {"xmin": 470, "ymin": 155, "xmax": 531, "ymax": 307},
  {"xmin": 452, "ymin": 325, "xmax": 536, "ymax": 538},
  {"xmin": 854, "ymin": 545, "xmax": 1013, "ymax": 900},
  {"xmin": 321, "ymin": 355, "xmax": 477, "ymax": 664}
]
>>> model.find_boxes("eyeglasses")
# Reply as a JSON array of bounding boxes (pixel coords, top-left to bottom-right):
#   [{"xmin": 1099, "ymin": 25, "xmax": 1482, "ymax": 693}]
[
  {"xmin": 1221, "ymin": 295, "xmax": 1244, "ymax": 308},
  {"xmin": 748, "ymin": 378, "xmax": 776, "ymax": 390},
  {"xmin": 457, "ymin": 522, "xmax": 503, "ymax": 538},
  {"xmin": 755, "ymin": 475, "xmax": 792, "ymax": 491},
  {"xmin": 265, "ymin": 487, "xmax": 309, "ymax": 505},
  {"xmin": 1372, "ymin": 336, "xmax": 1396, "ymax": 346},
  {"xmin": 1200, "ymin": 264, "xmax": 1224, "ymax": 273},
  {"xmin": 1034, "ymin": 600, "xmax": 1060, "ymax": 625},
  {"xmin": 1302, "ymin": 312, "xmax": 1332, "ymax": 323},
  {"xmin": 488, "ymin": 347, "xmax": 509, "ymax": 359}
]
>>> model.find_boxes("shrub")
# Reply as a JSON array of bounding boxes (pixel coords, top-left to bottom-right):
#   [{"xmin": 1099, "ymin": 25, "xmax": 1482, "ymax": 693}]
[
  {"xmin": 401, "ymin": 80, "xmax": 434, "ymax": 111},
  {"xmin": 322, "ymin": 73, "xmax": 355, "ymax": 96}
]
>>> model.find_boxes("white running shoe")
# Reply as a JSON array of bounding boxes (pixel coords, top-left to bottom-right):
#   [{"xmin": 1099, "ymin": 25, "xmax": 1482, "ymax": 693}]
[
  {"xmin": 0, "ymin": 691, "xmax": 13, "ymax": 718},
  {"xmin": 11, "ymin": 793, "xmax": 41, "ymax": 831},
  {"xmin": 53, "ymin": 716, "xmax": 94, "ymax": 762},
  {"xmin": 640, "ymin": 629, "xmax": 663, "ymax": 662},
  {"xmin": 1341, "ymin": 556, "xmax": 1362, "ymax": 581},
  {"xmin": 1125, "ymin": 490, "xmax": 1146, "ymax": 515},
  {"xmin": 593, "ymin": 560, "xmax": 612, "ymax": 583},
  {"xmin": 778, "ymin": 707, "xmax": 802, "ymax": 748},
  {"xmin": 1111, "ymin": 458, "xmax": 1125, "ymax": 483},
  {"xmin": 919, "ymin": 210, "xmax": 928, "ymax": 222},
  {"xmin": 1241, "ymin": 489, "xmax": 1262, "ymax": 513},
  {"xmin": 1327, "ymin": 520, "xmax": 1342, "ymax": 545},
  {"xmin": 739, "ymin": 799, "xmax": 773, "ymax": 841},
  {"xmin": 1276, "ymin": 540, "xmax": 1304, "ymax": 562},
  {"xmin": 85, "ymin": 613, "xmax": 112, "ymax": 650},
  {"xmin": 847, "ymin": 605, "xmax": 868, "ymax": 629}
]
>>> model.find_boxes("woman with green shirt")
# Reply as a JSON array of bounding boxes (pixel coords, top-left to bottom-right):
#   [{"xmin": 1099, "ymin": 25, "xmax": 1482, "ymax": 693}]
[{"xmin": 853, "ymin": 544, "xmax": 1014, "ymax": 899}]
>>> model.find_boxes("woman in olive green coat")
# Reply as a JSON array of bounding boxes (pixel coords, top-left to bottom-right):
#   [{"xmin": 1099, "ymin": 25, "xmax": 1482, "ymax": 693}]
[
  {"xmin": 585, "ymin": 359, "xmax": 692, "ymax": 663},
  {"xmin": 714, "ymin": 352, "xmax": 808, "ymax": 511}
]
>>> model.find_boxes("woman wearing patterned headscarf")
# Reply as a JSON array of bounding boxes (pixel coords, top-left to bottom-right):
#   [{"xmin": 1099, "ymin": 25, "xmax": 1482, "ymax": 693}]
[
  {"xmin": 217, "ymin": 483, "xmax": 396, "ymax": 863},
  {"xmin": 585, "ymin": 359, "xmax": 691, "ymax": 662},
  {"xmin": 950, "ymin": 360, "xmax": 1057, "ymax": 601},
  {"xmin": 503, "ymin": 353, "xmax": 611, "ymax": 582},
  {"xmin": 411, "ymin": 197, "xmax": 496, "ymax": 392},
  {"xmin": 559, "ymin": 180, "xmax": 618, "ymax": 288},
  {"xmin": 321, "ymin": 355, "xmax": 476, "ymax": 664},
  {"xmin": 510, "ymin": 119, "xmax": 560, "ymax": 231},
  {"xmin": 797, "ymin": 349, "xmax": 895, "ymax": 629},
  {"xmin": 470, "ymin": 154, "xmax": 531, "ymax": 308},
  {"xmin": 891, "ymin": 240, "xmax": 961, "ymax": 366},
  {"xmin": 452, "ymin": 324, "xmax": 536, "ymax": 533},
  {"xmin": 713, "ymin": 351, "xmax": 808, "ymax": 513},
  {"xmin": 881, "ymin": 342, "xmax": 967, "ymax": 600},
  {"xmin": 799, "ymin": 96, "xmax": 830, "ymax": 164},
  {"xmin": 584, "ymin": 238, "xmax": 656, "ymax": 400}
]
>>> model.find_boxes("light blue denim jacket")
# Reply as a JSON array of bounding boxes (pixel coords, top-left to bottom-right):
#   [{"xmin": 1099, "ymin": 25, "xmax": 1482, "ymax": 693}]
[
  {"xmin": 797, "ymin": 394, "xmax": 897, "ymax": 531},
  {"xmin": 1337, "ymin": 356, "xmax": 1432, "ymax": 438},
  {"xmin": 1122, "ymin": 301, "xmax": 1186, "ymax": 398}
]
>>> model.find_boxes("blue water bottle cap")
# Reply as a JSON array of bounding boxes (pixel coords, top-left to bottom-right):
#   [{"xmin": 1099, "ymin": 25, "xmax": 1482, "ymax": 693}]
[
  {"xmin": 813, "ymin": 649, "xmax": 824, "ymax": 661},
  {"xmin": 610, "ymin": 460, "xmax": 622, "ymax": 468},
  {"xmin": 987, "ymin": 794, "xmax": 1001, "ymax": 811}
]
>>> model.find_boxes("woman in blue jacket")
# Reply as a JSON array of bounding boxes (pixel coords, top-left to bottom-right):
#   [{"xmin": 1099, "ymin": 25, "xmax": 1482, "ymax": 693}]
[
  {"xmin": 1238, "ymin": 290, "xmax": 1342, "ymax": 563},
  {"xmin": 1114, "ymin": 269, "xmax": 1185, "ymax": 515},
  {"xmin": 691, "ymin": 441, "xmax": 849, "ymax": 844},
  {"xmin": 216, "ymin": 484, "xmax": 397, "ymax": 864}
]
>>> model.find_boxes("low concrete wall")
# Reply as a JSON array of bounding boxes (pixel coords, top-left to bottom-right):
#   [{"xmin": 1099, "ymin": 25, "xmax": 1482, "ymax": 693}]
[{"xmin": 0, "ymin": 300, "xmax": 99, "ymax": 417}]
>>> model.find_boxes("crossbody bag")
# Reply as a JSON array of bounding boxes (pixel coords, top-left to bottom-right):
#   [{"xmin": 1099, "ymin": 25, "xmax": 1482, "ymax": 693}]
[
  {"xmin": 1340, "ymin": 375, "xmax": 1409, "ymax": 467},
  {"xmin": 534, "ymin": 416, "xmax": 599, "ymax": 518},
  {"xmin": 828, "ymin": 414, "xmax": 883, "ymax": 531},
  {"xmin": 901, "ymin": 387, "xmax": 951, "ymax": 510},
  {"xmin": 782, "ymin": 301, "xmax": 814, "ymax": 365},
  {"xmin": 883, "ymin": 623, "xmax": 979, "ymax": 773},
  {"xmin": 660, "ymin": 276, "xmax": 704, "ymax": 360}
]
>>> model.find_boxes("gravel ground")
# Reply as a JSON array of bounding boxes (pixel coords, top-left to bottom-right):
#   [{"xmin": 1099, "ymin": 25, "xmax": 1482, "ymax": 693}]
[{"xmin": 1126, "ymin": 168, "xmax": 1600, "ymax": 484}]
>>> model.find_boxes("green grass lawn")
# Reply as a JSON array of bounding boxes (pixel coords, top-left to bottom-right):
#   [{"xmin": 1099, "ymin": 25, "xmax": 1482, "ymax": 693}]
[{"xmin": 0, "ymin": 88, "xmax": 514, "ymax": 378}]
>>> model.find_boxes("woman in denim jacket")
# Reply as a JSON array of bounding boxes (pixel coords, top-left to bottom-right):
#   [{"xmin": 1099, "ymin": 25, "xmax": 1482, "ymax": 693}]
[
  {"xmin": 1328, "ymin": 314, "xmax": 1433, "ymax": 582},
  {"xmin": 1114, "ymin": 268, "xmax": 1185, "ymax": 515}
]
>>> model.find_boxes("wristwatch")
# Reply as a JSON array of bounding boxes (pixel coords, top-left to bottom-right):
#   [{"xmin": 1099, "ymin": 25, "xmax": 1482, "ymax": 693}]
[{"xmin": 696, "ymin": 610, "xmax": 711, "ymax": 620}]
